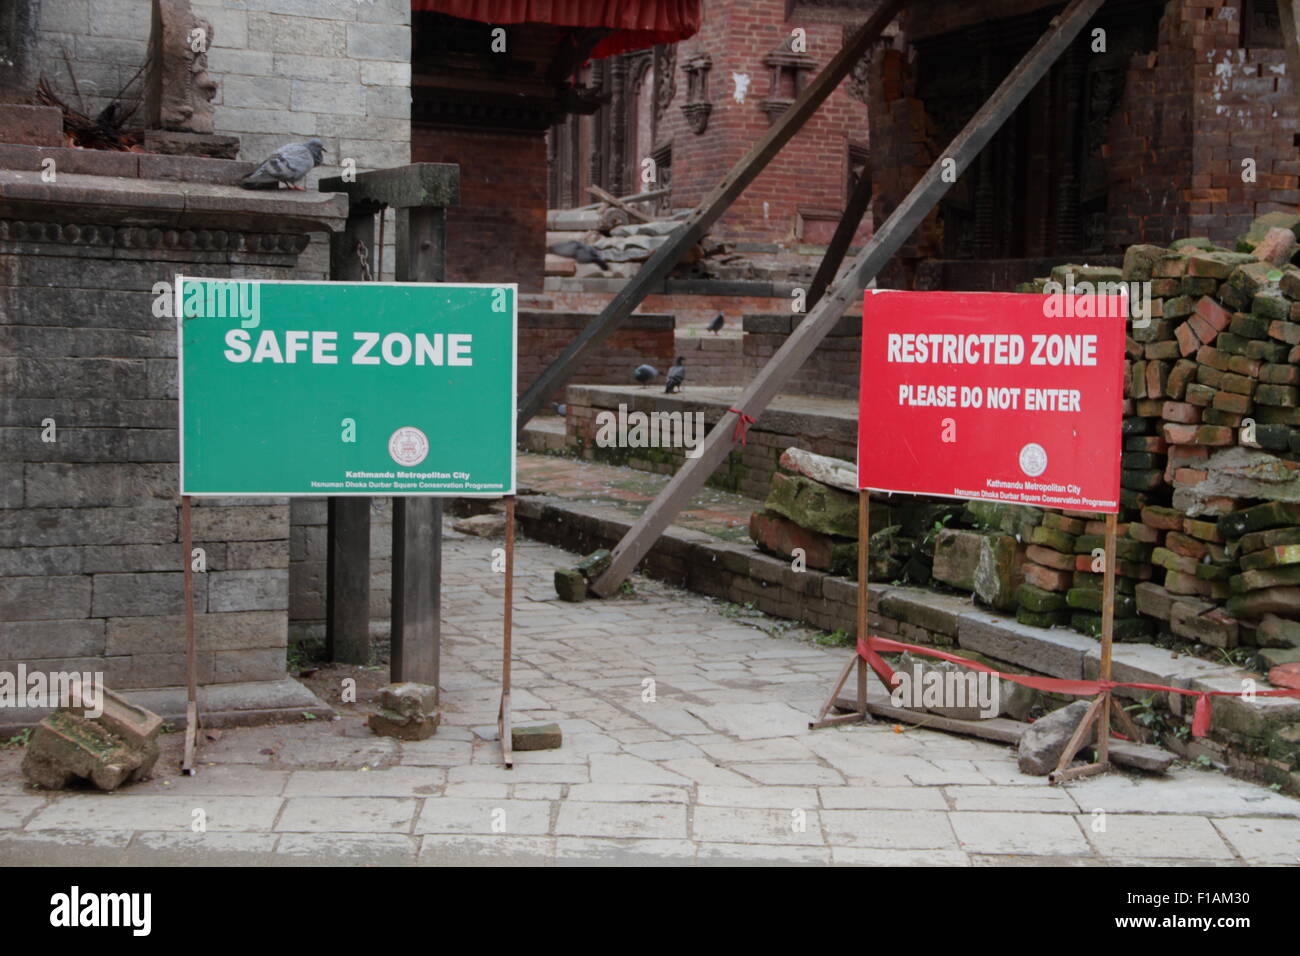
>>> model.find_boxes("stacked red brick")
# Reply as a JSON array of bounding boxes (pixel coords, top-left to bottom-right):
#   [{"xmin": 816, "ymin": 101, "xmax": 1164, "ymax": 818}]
[{"xmin": 1013, "ymin": 216, "xmax": 1300, "ymax": 658}]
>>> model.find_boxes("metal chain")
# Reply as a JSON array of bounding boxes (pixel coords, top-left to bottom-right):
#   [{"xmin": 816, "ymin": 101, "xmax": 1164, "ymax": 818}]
[{"xmin": 355, "ymin": 239, "xmax": 373, "ymax": 282}]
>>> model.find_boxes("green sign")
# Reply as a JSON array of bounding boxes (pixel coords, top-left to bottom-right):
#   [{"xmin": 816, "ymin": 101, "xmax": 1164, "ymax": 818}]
[{"xmin": 178, "ymin": 277, "xmax": 516, "ymax": 496}]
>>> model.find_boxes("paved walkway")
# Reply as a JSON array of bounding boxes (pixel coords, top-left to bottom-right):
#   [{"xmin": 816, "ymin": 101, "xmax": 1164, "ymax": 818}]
[{"xmin": 2, "ymin": 530, "xmax": 1297, "ymax": 866}]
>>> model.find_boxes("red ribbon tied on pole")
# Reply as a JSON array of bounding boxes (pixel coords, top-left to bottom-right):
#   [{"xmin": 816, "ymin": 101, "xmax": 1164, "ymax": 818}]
[{"xmin": 729, "ymin": 408, "xmax": 756, "ymax": 445}]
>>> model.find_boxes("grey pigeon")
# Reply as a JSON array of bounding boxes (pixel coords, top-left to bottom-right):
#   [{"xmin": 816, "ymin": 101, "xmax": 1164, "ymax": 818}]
[
  {"xmin": 551, "ymin": 402, "xmax": 567, "ymax": 416},
  {"xmin": 665, "ymin": 356, "xmax": 685, "ymax": 394},
  {"xmin": 707, "ymin": 313, "xmax": 725, "ymax": 333},
  {"xmin": 241, "ymin": 138, "xmax": 327, "ymax": 190},
  {"xmin": 634, "ymin": 364, "xmax": 657, "ymax": 386},
  {"xmin": 549, "ymin": 240, "xmax": 609, "ymax": 271}
]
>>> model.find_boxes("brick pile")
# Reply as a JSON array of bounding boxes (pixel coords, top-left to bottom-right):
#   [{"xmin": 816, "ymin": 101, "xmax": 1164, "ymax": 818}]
[{"xmin": 1015, "ymin": 214, "xmax": 1300, "ymax": 657}]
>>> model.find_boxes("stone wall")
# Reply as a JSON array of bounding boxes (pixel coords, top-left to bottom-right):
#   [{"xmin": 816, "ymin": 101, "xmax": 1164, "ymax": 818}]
[
  {"xmin": 32, "ymin": 0, "xmax": 411, "ymax": 278},
  {"xmin": 411, "ymin": 126, "xmax": 547, "ymax": 292},
  {"xmin": 0, "ymin": 155, "xmax": 344, "ymax": 708}
]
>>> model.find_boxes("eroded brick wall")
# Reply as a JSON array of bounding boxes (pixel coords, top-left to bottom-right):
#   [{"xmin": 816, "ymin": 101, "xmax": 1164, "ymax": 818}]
[
  {"xmin": 519, "ymin": 311, "xmax": 676, "ymax": 406},
  {"xmin": 411, "ymin": 127, "xmax": 547, "ymax": 292},
  {"xmin": 658, "ymin": 0, "xmax": 873, "ymax": 246}
]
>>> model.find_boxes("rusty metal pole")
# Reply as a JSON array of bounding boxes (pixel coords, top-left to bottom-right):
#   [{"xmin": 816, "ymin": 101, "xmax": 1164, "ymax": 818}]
[
  {"xmin": 499, "ymin": 495, "xmax": 515, "ymax": 768},
  {"xmin": 181, "ymin": 495, "xmax": 197, "ymax": 774}
]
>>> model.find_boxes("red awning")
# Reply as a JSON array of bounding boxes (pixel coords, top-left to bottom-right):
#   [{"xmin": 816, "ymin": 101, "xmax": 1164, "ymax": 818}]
[{"xmin": 413, "ymin": 0, "xmax": 700, "ymax": 57}]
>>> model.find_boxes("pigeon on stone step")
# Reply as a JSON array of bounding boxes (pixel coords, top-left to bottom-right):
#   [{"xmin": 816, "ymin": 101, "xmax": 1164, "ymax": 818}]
[
  {"xmin": 707, "ymin": 312, "xmax": 725, "ymax": 334},
  {"xmin": 665, "ymin": 356, "xmax": 686, "ymax": 394},
  {"xmin": 634, "ymin": 364, "xmax": 658, "ymax": 386},
  {"xmin": 551, "ymin": 402, "xmax": 567, "ymax": 416},
  {"xmin": 549, "ymin": 240, "xmax": 609, "ymax": 271},
  {"xmin": 240, "ymin": 138, "xmax": 327, "ymax": 190}
]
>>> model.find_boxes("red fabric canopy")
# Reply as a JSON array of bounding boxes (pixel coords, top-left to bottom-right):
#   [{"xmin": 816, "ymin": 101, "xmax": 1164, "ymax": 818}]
[{"xmin": 413, "ymin": 0, "xmax": 700, "ymax": 57}]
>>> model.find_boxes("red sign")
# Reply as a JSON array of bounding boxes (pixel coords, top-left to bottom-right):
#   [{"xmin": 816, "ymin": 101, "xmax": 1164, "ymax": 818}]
[{"xmin": 857, "ymin": 291, "xmax": 1125, "ymax": 513}]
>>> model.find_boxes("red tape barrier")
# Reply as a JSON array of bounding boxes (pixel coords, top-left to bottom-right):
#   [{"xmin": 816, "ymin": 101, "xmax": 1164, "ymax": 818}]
[{"xmin": 856, "ymin": 635, "xmax": 1300, "ymax": 738}]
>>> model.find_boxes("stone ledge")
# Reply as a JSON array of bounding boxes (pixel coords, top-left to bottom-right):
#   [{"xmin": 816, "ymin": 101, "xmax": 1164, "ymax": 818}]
[
  {"xmin": 957, "ymin": 611, "xmax": 1096, "ymax": 679},
  {"xmin": 0, "ymin": 678, "xmax": 332, "ymax": 736},
  {"xmin": 0, "ymin": 168, "xmax": 347, "ymax": 233}
]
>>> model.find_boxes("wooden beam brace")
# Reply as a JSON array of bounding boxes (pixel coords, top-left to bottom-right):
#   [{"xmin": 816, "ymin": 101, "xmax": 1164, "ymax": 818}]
[
  {"xmin": 319, "ymin": 162, "xmax": 460, "ymax": 209},
  {"xmin": 588, "ymin": 184, "xmax": 656, "ymax": 223},
  {"xmin": 516, "ymin": 0, "xmax": 908, "ymax": 425},
  {"xmin": 807, "ymin": 161, "xmax": 876, "ymax": 309},
  {"xmin": 590, "ymin": 0, "xmax": 1107, "ymax": 597},
  {"xmin": 1279, "ymin": 1, "xmax": 1300, "ymax": 118}
]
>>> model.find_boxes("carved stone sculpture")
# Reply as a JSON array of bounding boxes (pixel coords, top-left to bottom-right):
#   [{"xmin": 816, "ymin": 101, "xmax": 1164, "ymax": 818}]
[{"xmin": 144, "ymin": 0, "xmax": 218, "ymax": 134}]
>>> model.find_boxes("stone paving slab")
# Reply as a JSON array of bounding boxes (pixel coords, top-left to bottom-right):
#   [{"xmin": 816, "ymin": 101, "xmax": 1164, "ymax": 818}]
[{"xmin": 2, "ymin": 528, "xmax": 1298, "ymax": 866}]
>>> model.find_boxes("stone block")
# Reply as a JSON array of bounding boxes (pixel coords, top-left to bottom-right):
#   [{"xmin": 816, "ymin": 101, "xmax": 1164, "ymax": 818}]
[
  {"xmin": 931, "ymin": 528, "xmax": 983, "ymax": 592},
  {"xmin": 957, "ymin": 612, "xmax": 1095, "ymax": 679},
  {"xmin": 554, "ymin": 568, "xmax": 586, "ymax": 602},
  {"xmin": 346, "ymin": 21, "xmax": 409, "ymax": 60},
  {"xmin": 0, "ymin": 575, "xmax": 91, "ymax": 621},
  {"xmin": 512, "ymin": 723, "xmax": 563, "ymax": 751},
  {"xmin": 1018, "ymin": 700, "xmax": 1096, "ymax": 775},
  {"xmin": 206, "ymin": 570, "xmax": 288, "ymax": 612},
  {"xmin": 452, "ymin": 513, "xmax": 506, "ymax": 537},
  {"xmin": 21, "ymin": 682, "xmax": 161, "ymax": 791},
  {"xmin": 973, "ymin": 534, "xmax": 1024, "ymax": 612},
  {"xmin": 763, "ymin": 472, "xmax": 858, "ymax": 538},
  {"xmin": 90, "ymin": 571, "xmax": 195, "ymax": 617}
]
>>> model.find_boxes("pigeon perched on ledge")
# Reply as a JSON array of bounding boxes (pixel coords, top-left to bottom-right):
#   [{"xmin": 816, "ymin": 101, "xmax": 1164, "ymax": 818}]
[
  {"xmin": 634, "ymin": 364, "xmax": 658, "ymax": 386},
  {"xmin": 549, "ymin": 240, "xmax": 609, "ymax": 271},
  {"xmin": 708, "ymin": 313, "xmax": 725, "ymax": 333},
  {"xmin": 241, "ymin": 138, "xmax": 327, "ymax": 190},
  {"xmin": 665, "ymin": 357, "xmax": 686, "ymax": 394}
]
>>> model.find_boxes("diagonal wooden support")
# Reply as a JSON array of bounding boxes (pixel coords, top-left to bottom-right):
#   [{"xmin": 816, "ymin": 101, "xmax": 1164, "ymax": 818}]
[
  {"xmin": 1279, "ymin": 1, "xmax": 1300, "ymax": 117},
  {"xmin": 807, "ymin": 158, "xmax": 875, "ymax": 309},
  {"xmin": 517, "ymin": 0, "xmax": 908, "ymax": 425},
  {"xmin": 591, "ymin": 0, "xmax": 1108, "ymax": 597}
]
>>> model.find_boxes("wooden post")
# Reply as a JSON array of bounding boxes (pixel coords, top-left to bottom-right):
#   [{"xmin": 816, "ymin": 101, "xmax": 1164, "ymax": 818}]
[
  {"xmin": 516, "ymin": 0, "xmax": 908, "ymax": 425},
  {"xmin": 181, "ymin": 495, "xmax": 198, "ymax": 774},
  {"xmin": 391, "ymin": 203, "xmax": 447, "ymax": 686},
  {"xmin": 1049, "ymin": 508, "xmax": 1118, "ymax": 783},
  {"xmin": 855, "ymin": 489, "xmax": 870, "ymax": 720},
  {"xmin": 1097, "ymin": 510, "xmax": 1117, "ymax": 763},
  {"xmin": 811, "ymin": 488, "xmax": 872, "ymax": 729},
  {"xmin": 591, "ymin": 0, "xmax": 1107, "ymax": 598},
  {"xmin": 324, "ymin": 209, "xmax": 378, "ymax": 665},
  {"xmin": 321, "ymin": 165, "xmax": 460, "ymax": 688}
]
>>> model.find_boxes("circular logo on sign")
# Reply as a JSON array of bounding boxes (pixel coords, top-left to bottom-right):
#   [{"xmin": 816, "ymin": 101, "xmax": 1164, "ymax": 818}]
[
  {"xmin": 1019, "ymin": 442, "xmax": 1048, "ymax": 477},
  {"xmin": 388, "ymin": 426, "xmax": 429, "ymax": 467}
]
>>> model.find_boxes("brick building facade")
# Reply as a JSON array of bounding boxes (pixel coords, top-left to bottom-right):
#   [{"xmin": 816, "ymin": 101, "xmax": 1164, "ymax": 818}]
[
  {"xmin": 870, "ymin": 0, "xmax": 1298, "ymax": 288},
  {"xmin": 550, "ymin": 0, "xmax": 878, "ymax": 249}
]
